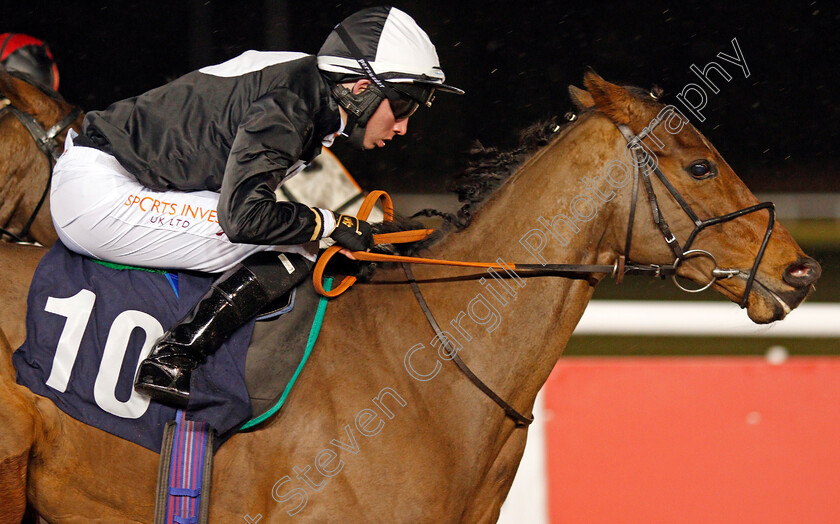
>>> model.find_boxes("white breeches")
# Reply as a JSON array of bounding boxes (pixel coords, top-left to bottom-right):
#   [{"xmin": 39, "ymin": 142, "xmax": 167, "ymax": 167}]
[{"xmin": 50, "ymin": 134, "xmax": 316, "ymax": 273}]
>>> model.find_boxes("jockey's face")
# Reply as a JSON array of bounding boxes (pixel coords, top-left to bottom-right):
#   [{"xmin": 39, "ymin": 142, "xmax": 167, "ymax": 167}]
[
  {"xmin": 363, "ymin": 96, "xmax": 409, "ymax": 149},
  {"xmin": 347, "ymin": 79, "xmax": 409, "ymax": 150}
]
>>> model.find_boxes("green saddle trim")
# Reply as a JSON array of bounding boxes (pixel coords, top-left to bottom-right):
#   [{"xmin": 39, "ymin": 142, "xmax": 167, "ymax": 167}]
[
  {"xmin": 91, "ymin": 259, "xmax": 168, "ymax": 274},
  {"xmin": 239, "ymin": 277, "xmax": 333, "ymax": 430}
]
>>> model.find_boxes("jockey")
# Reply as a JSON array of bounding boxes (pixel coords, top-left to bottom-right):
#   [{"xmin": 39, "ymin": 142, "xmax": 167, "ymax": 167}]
[
  {"xmin": 0, "ymin": 33, "xmax": 60, "ymax": 92},
  {"xmin": 48, "ymin": 6, "xmax": 462, "ymax": 407}
]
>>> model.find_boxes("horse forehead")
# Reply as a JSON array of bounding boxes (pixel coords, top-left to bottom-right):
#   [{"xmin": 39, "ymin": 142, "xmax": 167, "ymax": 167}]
[{"xmin": 664, "ymin": 121, "xmax": 712, "ymax": 152}]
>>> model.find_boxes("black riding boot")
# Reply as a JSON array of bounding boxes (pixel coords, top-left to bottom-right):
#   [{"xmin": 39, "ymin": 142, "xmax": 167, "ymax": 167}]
[{"xmin": 134, "ymin": 252, "xmax": 313, "ymax": 407}]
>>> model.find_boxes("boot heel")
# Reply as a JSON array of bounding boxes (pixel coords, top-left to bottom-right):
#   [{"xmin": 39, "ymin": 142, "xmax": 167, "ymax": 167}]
[{"xmin": 135, "ymin": 360, "xmax": 192, "ymax": 408}]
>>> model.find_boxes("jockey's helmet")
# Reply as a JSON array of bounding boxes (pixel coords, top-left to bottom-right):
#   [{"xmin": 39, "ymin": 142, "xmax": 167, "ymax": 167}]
[{"xmin": 317, "ymin": 6, "xmax": 463, "ymax": 147}]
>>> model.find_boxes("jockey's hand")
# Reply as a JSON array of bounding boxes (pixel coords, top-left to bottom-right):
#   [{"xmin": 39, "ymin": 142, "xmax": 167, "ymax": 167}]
[
  {"xmin": 326, "ymin": 250, "xmax": 378, "ymax": 282},
  {"xmin": 330, "ymin": 213, "xmax": 373, "ymax": 252}
]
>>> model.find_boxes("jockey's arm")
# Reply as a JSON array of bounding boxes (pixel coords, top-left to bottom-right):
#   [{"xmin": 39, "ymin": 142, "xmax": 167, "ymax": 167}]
[{"xmin": 218, "ymin": 92, "xmax": 336, "ymax": 246}]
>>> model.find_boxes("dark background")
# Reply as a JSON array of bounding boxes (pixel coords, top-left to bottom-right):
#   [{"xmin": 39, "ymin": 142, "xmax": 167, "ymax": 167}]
[{"xmin": 6, "ymin": 0, "xmax": 839, "ymax": 194}]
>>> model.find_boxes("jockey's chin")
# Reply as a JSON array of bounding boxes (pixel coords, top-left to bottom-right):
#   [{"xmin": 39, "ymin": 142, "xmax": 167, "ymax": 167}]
[{"xmin": 360, "ymin": 100, "xmax": 408, "ymax": 150}]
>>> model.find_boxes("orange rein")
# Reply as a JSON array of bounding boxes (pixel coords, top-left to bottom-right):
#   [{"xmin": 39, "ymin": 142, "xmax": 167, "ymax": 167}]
[
  {"xmin": 312, "ymin": 191, "xmax": 634, "ymax": 297},
  {"xmin": 313, "ymin": 191, "xmax": 505, "ymax": 297}
]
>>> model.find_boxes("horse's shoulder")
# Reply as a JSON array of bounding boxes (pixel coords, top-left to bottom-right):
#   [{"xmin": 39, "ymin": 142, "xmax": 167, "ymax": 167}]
[
  {"xmin": 0, "ymin": 244, "xmax": 46, "ymax": 348},
  {"xmin": 0, "ymin": 243, "xmax": 46, "ymax": 270}
]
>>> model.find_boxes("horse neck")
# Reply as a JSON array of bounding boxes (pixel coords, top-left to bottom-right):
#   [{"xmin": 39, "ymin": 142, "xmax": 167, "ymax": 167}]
[
  {"xmin": 0, "ymin": 127, "xmax": 54, "ymax": 244},
  {"xmin": 361, "ymin": 113, "xmax": 623, "ymax": 437},
  {"xmin": 0, "ymin": 124, "xmax": 36, "ymax": 217},
  {"xmin": 437, "ymin": 121, "xmax": 621, "ymax": 400},
  {"xmin": 238, "ymin": 116, "xmax": 628, "ymax": 512}
]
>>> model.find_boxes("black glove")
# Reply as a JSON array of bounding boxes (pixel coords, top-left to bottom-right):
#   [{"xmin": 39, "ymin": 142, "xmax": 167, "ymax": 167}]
[
  {"xmin": 323, "ymin": 252, "xmax": 378, "ymax": 282},
  {"xmin": 330, "ymin": 213, "xmax": 374, "ymax": 252}
]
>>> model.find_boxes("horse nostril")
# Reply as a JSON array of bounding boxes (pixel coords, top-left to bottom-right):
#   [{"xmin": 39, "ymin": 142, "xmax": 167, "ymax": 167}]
[
  {"xmin": 788, "ymin": 265, "xmax": 810, "ymax": 278},
  {"xmin": 783, "ymin": 257, "xmax": 821, "ymax": 287}
]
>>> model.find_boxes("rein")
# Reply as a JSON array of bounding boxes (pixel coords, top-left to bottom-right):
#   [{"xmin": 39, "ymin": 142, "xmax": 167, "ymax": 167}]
[
  {"xmin": 0, "ymin": 90, "xmax": 81, "ymax": 243},
  {"xmin": 402, "ymin": 263, "xmax": 534, "ymax": 426},
  {"xmin": 312, "ymin": 116, "xmax": 776, "ymax": 426}
]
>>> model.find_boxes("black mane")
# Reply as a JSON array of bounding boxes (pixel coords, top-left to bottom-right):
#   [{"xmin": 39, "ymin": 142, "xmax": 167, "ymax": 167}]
[
  {"xmin": 413, "ymin": 83, "xmax": 652, "ymax": 240},
  {"xmin": 445, "ymin": 116, "xmax": 567, "ymax": 229},
  {"xmin": 377, "ymin": 115, "xmax": 570, "ymax": 255}
]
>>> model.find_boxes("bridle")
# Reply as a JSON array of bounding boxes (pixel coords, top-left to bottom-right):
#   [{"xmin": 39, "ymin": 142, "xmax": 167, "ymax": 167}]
[
  {"xmin": 0, "ymin": 90, "xmax": 81, "ymax": 243},
  {"xmin": 313, "ymin": 112, "xmax": 778, "ymax": 427},
  {"xmin": 616, "ymin": 112, "xmax": 775, "ymax": 309}
]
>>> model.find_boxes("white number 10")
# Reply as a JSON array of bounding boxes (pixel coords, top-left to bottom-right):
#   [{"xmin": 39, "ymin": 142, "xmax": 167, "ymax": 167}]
[{"xmin": 43, "ymin": 289, "xmax": 164, "ymax": 419}]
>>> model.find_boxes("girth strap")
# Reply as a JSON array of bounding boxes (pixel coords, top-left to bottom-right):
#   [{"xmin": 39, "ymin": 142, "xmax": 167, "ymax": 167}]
[
  {"xmin": 154, "ymin": 410, "xmax": 214, "ymax": 524},
  {"xmin": 402, "ymin": 263, "xmax": 534, "ymax": 427}
]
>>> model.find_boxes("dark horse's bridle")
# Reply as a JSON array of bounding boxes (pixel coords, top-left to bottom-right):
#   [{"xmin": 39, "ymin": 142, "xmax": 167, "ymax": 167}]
[
  {"xmin": 0, "ymin": 85, "xmax": 82, "ymax": 242},
  {"xmin": 616, "ymin": 114, "xmax": 775, "ymax": 309},
  {"xmin": 400, "ymin": 112, "xmax": 776, "ymax": 427}
]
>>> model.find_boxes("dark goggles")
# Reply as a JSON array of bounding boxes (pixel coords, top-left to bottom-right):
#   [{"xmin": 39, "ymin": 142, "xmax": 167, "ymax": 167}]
[{"xmin": 386, "ymin": 84, "xmax": 436, "ymax": 120}]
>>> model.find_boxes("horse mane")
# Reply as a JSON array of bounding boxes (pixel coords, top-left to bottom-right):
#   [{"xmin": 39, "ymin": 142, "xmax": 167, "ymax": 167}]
[
  {"xmin": 375, "ymin": 115, "xmax": 571, "ymax": 256},
  {"xmin": 388, "ymin": 82, "xmax": 654, "ymax": 255},
  {"xmin": 443, "ymin": 116, "xmax": 568, "ymax": 228}
]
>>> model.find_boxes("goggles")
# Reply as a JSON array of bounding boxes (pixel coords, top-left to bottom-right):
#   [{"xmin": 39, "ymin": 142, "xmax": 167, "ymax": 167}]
[{"xmin": 387, "ymin": 84, "xmax": 436, "ymax": 120}]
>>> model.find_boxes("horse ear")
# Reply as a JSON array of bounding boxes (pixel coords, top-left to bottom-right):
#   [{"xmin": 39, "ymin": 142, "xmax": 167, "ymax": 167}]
[
  {"xmin": 583, "ymin": 68, "xmax": 633, "ymax": 125},
  {"xmin": 568, "ymin": 85, "xmax": 595, "ymax": 111}
]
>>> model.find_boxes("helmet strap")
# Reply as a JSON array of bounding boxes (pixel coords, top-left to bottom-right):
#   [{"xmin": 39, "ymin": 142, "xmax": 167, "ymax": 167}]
[
  {"xmin": 331, "ymin": 82, "xmax": 385, "ymax": 149},
  {"xmin": 333, "ymin": 23, "xmax": 402, "ymax": 103}
]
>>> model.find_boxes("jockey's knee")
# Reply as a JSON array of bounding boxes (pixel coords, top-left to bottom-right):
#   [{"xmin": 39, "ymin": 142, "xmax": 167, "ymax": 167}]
[{"xmin": 239, "ymin": 251, "xmax": 314, "ymax": 301}]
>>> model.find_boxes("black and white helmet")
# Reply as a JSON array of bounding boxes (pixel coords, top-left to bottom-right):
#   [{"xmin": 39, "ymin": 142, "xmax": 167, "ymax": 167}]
[{"xmin": 318, "ymin": 6, "xmax": 464, "ymax": 103}]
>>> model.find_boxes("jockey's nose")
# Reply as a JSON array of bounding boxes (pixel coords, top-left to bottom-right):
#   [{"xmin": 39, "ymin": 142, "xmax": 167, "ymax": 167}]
[
  {"xmin": 782, "ymin": 256, "xmax": 821, "ymax": 288},
  {"xmin": 394, "ymin": 118, "xmax": 408, "ymax": 135}
]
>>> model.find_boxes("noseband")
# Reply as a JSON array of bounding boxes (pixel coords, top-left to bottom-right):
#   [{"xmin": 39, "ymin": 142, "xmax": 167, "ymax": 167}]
[
  {"xmin": 0, "ymin": 92, "xmax": 81, "ymax": 242},
  {"xmin": 617, "ymin": 116, "xmax": 775, "ymax": 309}
]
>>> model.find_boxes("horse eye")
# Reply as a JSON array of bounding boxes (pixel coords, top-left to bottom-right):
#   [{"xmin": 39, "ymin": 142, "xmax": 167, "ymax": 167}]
[{"xmin": 687, "ymin": 160, "xmax": 715, "ymax": 179}]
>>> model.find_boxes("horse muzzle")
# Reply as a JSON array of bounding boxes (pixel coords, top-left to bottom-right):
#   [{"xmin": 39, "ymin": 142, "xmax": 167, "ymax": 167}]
[
  {"xmin": 737, "ymin": 256, "xmax": 820, "ymax": 323},
  {"xmin": 782, "ymin": 256, "xmax": 821, "ymax": 288}
]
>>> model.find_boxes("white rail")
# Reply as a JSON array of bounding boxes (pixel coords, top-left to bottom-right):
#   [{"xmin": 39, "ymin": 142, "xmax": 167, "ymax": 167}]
[{"xmin": 573, "ymin": 301, "xmax": 840, "ymax": 337}]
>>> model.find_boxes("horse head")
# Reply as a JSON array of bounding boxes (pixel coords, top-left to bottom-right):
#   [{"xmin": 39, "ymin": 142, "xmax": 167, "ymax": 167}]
[
  {"xmin": 569, "ymin": 70, "xmax": 819, "ymax": 323},
  {"xmin": 0, "ymin": 67, "xmax": 83, "ymax": 245}
]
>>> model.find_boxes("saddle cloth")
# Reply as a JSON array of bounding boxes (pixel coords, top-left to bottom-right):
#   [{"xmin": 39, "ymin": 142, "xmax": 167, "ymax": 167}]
[
  {"xmin": 13, "ymin": 242, "xmax": 319, "ymax": 451},
  {"xmin": 13, "ymin": 148, "xmax": 360, "ymax": 452}
]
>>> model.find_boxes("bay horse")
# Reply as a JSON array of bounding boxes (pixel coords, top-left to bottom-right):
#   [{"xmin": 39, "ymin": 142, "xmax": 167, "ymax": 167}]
[
  {"xmin": 0, "ymin": 67, "xmax": 82, "ymax": 246},
  {"xmin": 0, "ymin": 71, "xmax": 820, "ymax": 522}
]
